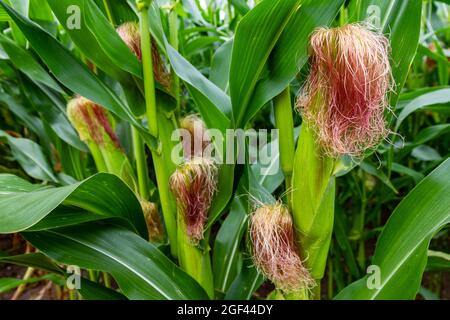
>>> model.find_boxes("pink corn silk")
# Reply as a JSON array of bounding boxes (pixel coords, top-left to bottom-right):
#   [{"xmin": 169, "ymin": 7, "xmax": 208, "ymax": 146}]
[{"xmin": 298, "ymin": 25, "xmax": 391, "ymax": 157}]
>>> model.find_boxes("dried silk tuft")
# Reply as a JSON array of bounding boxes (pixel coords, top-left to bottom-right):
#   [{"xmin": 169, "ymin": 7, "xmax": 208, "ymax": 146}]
[
  {"xmin": 140, "ymin": 199, "xmax": 164, "ymax": 242},
  {"xmin": 297, "ymin": 24, "xmax": 393, "ymax": 157},
  {"xmin": 250, "ymin": 203, "xmax": 315, "ymax": 292},
  {"xmin": 169, "ymin": 157, "xmax": 218, "ymax": 243}
]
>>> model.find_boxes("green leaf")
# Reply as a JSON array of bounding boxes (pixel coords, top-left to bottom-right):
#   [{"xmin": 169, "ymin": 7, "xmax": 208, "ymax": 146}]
[
  {"xmin": 0, "ymin": 173, "xmax": 147, "ymax": 238},
  {"xmin": 0, "ymin": 252, "xmax": 127, "ymax": 300},
  {"xmin": 78, "ymin": 277, "xmax": 127, "ymax": 300},
  {"xmin": 46, "ymin": 0, "xmax": 128, "ymax": 81},
  {"xmin": 0, "ymin": 1, "xmax": 156, "ymax": 148},
  {"xmin": 83, "ymin": 0, "xmax": 142, "ymax": 78},
  {"xmin": 24, "ymin": 223, "xmax": 209, "ymax": 300},
  {"xmin": 0, "ymin": 252, "xmax": 63, "ymax": 275},
  {"xmin": 335, "ymin": 158, "xmax": 450, "ymax": 299},
  {"xmin": 147, "ymin": 2, "xmax": 232, "ymax": 132},
  {"xmin": 352, "ymin": 0, "xmax": 422, "ymax": 107},
  {"xmin": 24, "ymin": 79, "xmax": 88, "ymax": 152},
  {"xmin": 0, "ymin": 33, "xmax": 63, "ymax": 93},
  {"xmin": 209, "ymin": 39, "xmax": 233, "ymax": 91},
  {"xmin": 411, "ymin": 145, "xmax": 442, "ymax": 162},
  {"xmin": 242, "ymin": 0, "xmax": 344, "ymax": 126},
  {"xmin": 0, "ymin": 130, "xmax": 58, "ymax": 182},
  {"xmin": 225, "ymin": 258, "xmax": 264, "ymax": 300},
  {"xmin": 427, "ymin": 250, "xmax": 450, "ymax": 271},
  {"xmin": 0, "ymin": 274, "xmax": 58, "ymax": 294},
  {"xmin": 359, "ymin": 160, "xmax": 398, "ymax": 194},
  {"xmin": 389, "ymin": 162, "xmax": 424, "ymax": 184},
  {"xmin": 334, "ymin": 206, "xmax": 361, "ymax": 279},
  {"xmin": 396, "ymin": 88, "xmax": 450, "ymax": 130},
  {"xmin": 0, "ymin": 92, "xmax": 49, "ymax": 146},
  {"xmin": 230, "ymin": 0, "xmax": 300, "ymax": 127},
  {"xmin": 213, "ymin": 186, "xmax": 247, "ymax": 293},
  {"xmin": 184, "ymin": 35, "xmax": 223, "ymax": 57},
  {"xmin": 165, "ymin": 44, "xmax": 231, "ymax": 131},
  {"xmin": 230, "ymin": 0, "xmax": 250, "ymax": 16}
]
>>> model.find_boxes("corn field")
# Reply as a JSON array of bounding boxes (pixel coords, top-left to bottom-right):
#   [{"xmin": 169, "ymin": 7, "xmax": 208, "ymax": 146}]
[{"xmin": 0, "ymin": 0, "xmax": 449, "ymax": 301}]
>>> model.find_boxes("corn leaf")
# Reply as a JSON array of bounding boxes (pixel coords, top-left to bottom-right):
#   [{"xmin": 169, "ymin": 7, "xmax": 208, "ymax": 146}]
[
  {"xmin": 0, "ymin": 131, "xmax": 59, "ymax": 183},
  {"xmin": 24, "ymin": 223, "xmax": 209, "ymax": 299},
  {"xmin": 241, "ymin": 0, "xmax": 344, "ymax": 127},
  {"xmin": 230, "ymin": 0, "xmax": 301, "ymax": 127},
  {"xmin": 0, "ymin": 173, "xmax": 147, "ymax": 238},
  {"xmin": 335, "ymin": 158, "xmax": 450, "ymax": 299}
]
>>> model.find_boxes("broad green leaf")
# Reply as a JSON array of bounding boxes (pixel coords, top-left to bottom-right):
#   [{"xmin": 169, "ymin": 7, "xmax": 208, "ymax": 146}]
[
  {"xmin": 147, "ymin": 2, "xmax": 232, "ymax": 132},
  {"xmin": 78, "ymin": 277, "xmax": 127, "ymax": 300},
  {"xmin": 242, "ymin": 0, "xmax": 344, "ymax": 126},
  {"xmin": 225, "ymin": 258, "xmax": 264, "ymax": 300},
  {"xmin": 24, "ymin": 223, "xmax": 209, "ymax": 300},
  {"xmin": 230, "ymin": 0, "xmax": 300, "ymax": 127},
  {"xmin": 0, "ymin": 1, "xmax": 157, "ymax": 149},
  {"xmin": 213, "ymin": 196, "xmax": 246, "ymax": 293},
  {"xmin": 335, "ymin": 158, "xmax": 450, "ymax": 299},
  {"xmin": 396, "ymin": 88, "xmax": 450, "ymax": 130},
  {"xmin": 0, "ymin": 33, "xmax": 63, "ymax": 93},
  {"xmin": 0, "ymin": 274, "xmax": 58, "ymax": 294},
  {"xmin": 412, "ymin": 124, "xmax": 450, "ymax": 147},
  {"xmin": 46, "ymin": 0, "xmax": 128, "ymax": 81},
  {"xmin": 352, "ymin": 0, "xmax": 422, "ymax": 107},
  {"xmin": 0, "ymin": 92, "xmax": 49, "ymax": 146},
  {"xmin": 411, "ymin": 145, "xmax": 442, "ymax": 162},
  {"xmin": 4, "ymin": 0, "xmax": 28, "ymax": 46},
  {"xmin": 334, "ymin": 206, "xmax": 361, "ymax": 279},
  {"xmin": 0, "ymin": 252, "xmax": 128, "ymax": 300},
  {"xmin": 389, "ymin": 162, "xmax": 424, "ymax": 184},
  {"xmin": 84, "ymin": 0, "xmax": 142, "ymax": 78},
  {"xmin": 0, "ymin": 252, "xmax": 64, "ymax": 275},
  {"xmin": 396, "ymin": 124, "xmax": 450, "ymax": 160},
  {"xmin": 230, "ymin": 0, "xmax": 250, "ymax": 15},
  {"xmin": 165, "ymin": 43, "xmax": 231, "ymax": 131},
  {"xmin": 24, "ymin": 79, "xmax": 88, "ymax": 152},
  {"xmin": 427, "ymin": 250, "xmax": 450, "ymax": 271},
  {"xmin": 184, "ymin": 35, "xmax": 223, "ymax": 57},
  {"xmin": 210, "ymin": 39, "xmax": 233, "ymax": 92},
  {"xmin": 0, "ymin": 130, "xmax": 58, "ymax": 182},
  {"xmin": 0, "ymin": 173, "xmax": 147, "ymax": 238}
]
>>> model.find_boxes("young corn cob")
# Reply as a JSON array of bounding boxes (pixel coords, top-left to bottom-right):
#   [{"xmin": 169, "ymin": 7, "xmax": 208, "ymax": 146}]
[
  {"xmin": 250, "ymin": 203, "xmax": 314, "ymax": 294},
  {"xmin": 67, "ymin": 96, "xmax": 137, "ymax": 191}
]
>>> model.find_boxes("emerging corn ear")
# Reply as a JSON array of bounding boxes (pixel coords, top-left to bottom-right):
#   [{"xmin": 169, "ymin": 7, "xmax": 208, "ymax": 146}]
[
  {"xmin": 291, "ymin": 24, "xmax": 392, "ymax": 298},
  {"xmin": 169, "ymin": 157, "xmax": 218, "ymax": 298},
  {"xmin": 297, "ymin": 24, "xmax": 392, "ymax": 157},
  {"xmin": 170, "ymin": 157, "xmax": 217, "ymax": 243},
  {"xmin": 67, "ymin": 96, "xmax": 137, "ymax": 191},
  {"xmin": 250, "ymin": 203, "xmax": 314, "ymax": 294}
]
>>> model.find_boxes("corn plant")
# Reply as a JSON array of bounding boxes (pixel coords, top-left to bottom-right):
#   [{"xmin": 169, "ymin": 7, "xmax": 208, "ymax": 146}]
[{"xmin": 0, "ymin": 0, "xmax": 449, "ymax": 300}]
